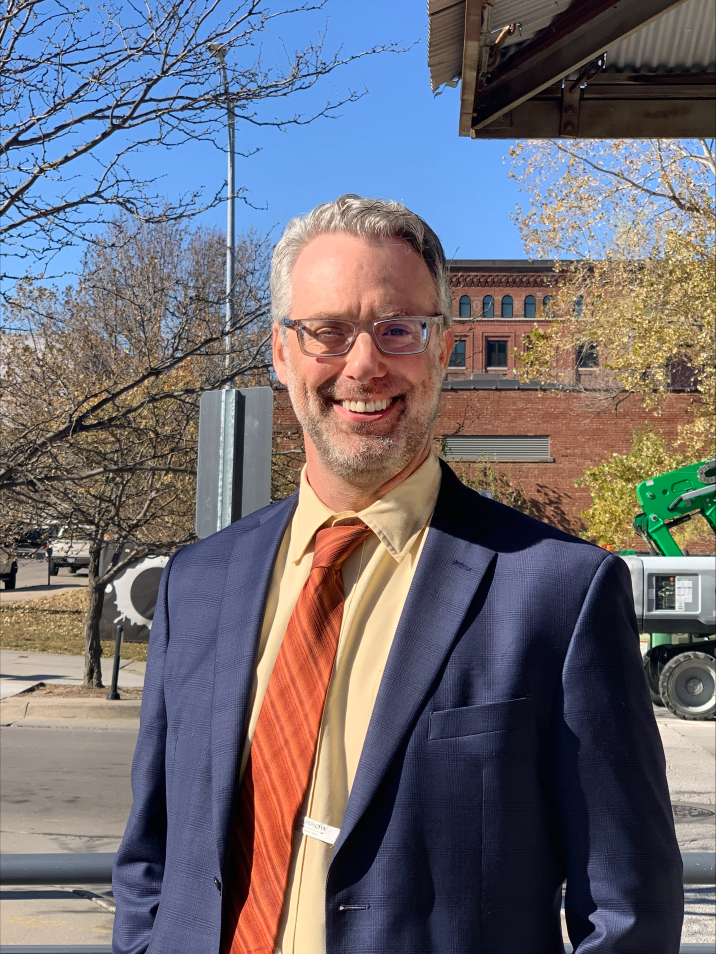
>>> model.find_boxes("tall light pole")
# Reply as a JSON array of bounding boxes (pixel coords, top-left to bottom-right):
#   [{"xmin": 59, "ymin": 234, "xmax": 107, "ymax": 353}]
[{"xmin": 210, "ymin": 44, "xmax": 235, "ymax": 384}]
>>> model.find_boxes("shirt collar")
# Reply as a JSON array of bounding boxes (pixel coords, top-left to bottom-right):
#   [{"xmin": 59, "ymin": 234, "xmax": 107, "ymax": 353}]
[{"xmin": 289, "ymin": 452, "xmax": 442, "ymax": 565}]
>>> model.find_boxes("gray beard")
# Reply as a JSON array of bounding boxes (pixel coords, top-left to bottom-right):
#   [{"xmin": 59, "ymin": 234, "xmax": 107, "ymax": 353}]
[{"xmin": 285, "ymin": 356, "xmax": 444, "ymax": 487}]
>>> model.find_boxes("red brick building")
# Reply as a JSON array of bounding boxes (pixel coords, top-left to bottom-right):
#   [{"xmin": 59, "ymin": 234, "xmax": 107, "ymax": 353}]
[
  {"xmin": 273, "ymin": 259, "xmax": 703, "ymax": 548},
  {"xmin": 447, "ymin": 259, "xmax": 557, "ymax": 380}
]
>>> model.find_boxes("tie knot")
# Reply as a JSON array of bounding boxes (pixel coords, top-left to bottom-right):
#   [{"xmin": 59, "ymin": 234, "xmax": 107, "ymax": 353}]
[{"xmin": 311, "ymin": 522, "xmax": 372, "ymax": 570}]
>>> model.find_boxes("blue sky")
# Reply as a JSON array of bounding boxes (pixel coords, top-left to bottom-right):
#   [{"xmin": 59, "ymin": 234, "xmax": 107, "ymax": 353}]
[
  {"xmin": 7, "ymin": 0, "xmax": 527, "ymax": 290},
  {"xmin": 164, "ymin": 0, "xmax": 525, "ymax": 260}
]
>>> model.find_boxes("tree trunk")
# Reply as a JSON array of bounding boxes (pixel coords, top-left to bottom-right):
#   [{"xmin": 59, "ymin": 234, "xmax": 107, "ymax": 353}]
[{"xmin": 83, "ymin": 542, "xmax": 104, "ymax": 688}]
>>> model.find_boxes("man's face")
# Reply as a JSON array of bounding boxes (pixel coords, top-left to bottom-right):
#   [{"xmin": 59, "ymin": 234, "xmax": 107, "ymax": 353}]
[{"xmin": 272, "ymin": 233, "xmax": 453, "ymax": 486}]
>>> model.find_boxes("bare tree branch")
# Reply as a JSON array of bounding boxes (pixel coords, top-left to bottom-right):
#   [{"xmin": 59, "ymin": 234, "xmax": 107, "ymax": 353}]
[{"xmin": 1, "ymin": 0, "xmax": 402, "ymax": 282}]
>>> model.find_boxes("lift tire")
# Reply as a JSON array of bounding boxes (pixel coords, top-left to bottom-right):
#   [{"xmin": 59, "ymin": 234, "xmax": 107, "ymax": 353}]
[
  {"xmin": 4, "ymin": 567, "xmax": 17, "ymax": 590},
  {"xmin": 50, "ymin": 563, "xmax": 60, "ymax": 576},
  {"xmin": 643, "ymin": 654, "xmax": 664, "ymax": 706},
  {"xmin": 659, "ymin": 651, "xmax": 716, "ymax": 721}
]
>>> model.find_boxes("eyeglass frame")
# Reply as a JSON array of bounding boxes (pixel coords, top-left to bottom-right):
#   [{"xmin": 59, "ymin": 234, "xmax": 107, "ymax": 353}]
[{"xmin": 282, "ymin": 315, "xmax": 443, "ymax": 357}]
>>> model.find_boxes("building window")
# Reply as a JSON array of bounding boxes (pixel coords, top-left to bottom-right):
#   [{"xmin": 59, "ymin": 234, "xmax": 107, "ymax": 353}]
[
  {"xmin": 542, "ymin": 295, "xmax": 553, "ymax": 316},
  {"xmin": 576, "ymin": 341, "xmax": 599, "ymax": 369},
  {"xmin": 668, "ymin": 358, "xmax": 698, "ymax": 391},
  {"xmin": 524, "ymin": 295, "xmax": 536, "ymax": 319},
  {"xmin": 501, "ymin": 295, "xmax": 513, "ymax": 318},
  {"xmin": 449, "ymin": 339, "xmax": 466, "ymax": 368},
  {"xmin": 443, "ymin": 435, "xmax": 552, "ymax": 462},
  {"xmin": 574, "ymin": 295, "xmax": 584, "ymax": 317},
  {"xmin": 459, "ymin": 295, "xmax": 472, "ymax": 318},
  {"xmin": 482, "ymin": 295, "xmax": 494, "ymax": 318},
  {"xmin": 486, "ymin": 339, "xmax": 508, "ymax": 369}
]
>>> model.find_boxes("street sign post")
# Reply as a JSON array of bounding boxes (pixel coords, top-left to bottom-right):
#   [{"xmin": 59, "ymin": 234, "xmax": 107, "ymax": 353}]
[{"xmin": 195, "ymin": 387, "xmax": 273, "ymax": 539}]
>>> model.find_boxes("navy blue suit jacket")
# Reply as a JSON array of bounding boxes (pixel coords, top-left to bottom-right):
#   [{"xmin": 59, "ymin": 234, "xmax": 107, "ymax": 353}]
[{"xmin": 113, "ymin": 462, "xmax": 683, "ymax": 953}]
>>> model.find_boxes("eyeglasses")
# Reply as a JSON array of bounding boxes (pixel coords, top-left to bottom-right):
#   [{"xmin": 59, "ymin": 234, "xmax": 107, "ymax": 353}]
[{"xmin": 283, "ymin": 316, "xmax": 440, "ymax": 357}]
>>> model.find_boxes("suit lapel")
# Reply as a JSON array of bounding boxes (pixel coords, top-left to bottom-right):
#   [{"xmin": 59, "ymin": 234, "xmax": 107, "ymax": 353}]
[
  {"xmin": 333, "ymin": 465, "xmax": 495, "ymax": 858},
  {"xmin": 211, "ymin": 496, "xmax": 297, "ymax": 872}
]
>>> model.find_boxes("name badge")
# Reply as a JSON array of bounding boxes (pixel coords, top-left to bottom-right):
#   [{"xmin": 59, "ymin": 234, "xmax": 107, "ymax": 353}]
[{"xmin": 300, "ymin": 816, "xmax": 340, "ymax": 846}]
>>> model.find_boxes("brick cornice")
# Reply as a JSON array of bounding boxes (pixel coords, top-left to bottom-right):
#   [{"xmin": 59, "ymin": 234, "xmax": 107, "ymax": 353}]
[{"xmin": 451, "ymin": 273, "xmax": 556, "ymax": 289}]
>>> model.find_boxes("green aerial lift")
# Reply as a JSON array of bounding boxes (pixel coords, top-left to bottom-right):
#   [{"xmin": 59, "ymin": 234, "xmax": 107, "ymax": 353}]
[
  {"xmin": 633, "ymin": 459, "xmax": 716, "ymax": 557},
  {"xmin": 621, "ymin": 459, "xmax": 716, "ymax": 720}
]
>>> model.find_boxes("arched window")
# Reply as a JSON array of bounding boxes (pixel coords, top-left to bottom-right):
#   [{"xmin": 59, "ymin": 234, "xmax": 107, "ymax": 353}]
[
  {"xmin": 574, "ymin": 295, "xmax": 584, "ymax": 317},
  {"xmin": 459, "ymin": 295, "xmax": 471, "ymax": 319},
  {"xmin": 501, "ymin": 295, "xmax": 513, "ymax": 318},
  {"xmin": 482, "ymin": 295, "xmax": 494, "ymax": 318},
  {"xmin": 542, "ymin": 295, "xmax": 553, "ymax": 316},
  {"xmin": 524, "ymin": 295, "xmax": 536, "ymax": 319}
]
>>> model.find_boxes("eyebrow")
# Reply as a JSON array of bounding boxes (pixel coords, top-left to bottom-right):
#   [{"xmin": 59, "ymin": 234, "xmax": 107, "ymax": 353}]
[
  {"xmin": 301, "ymin": 309, "xmax": 428, "ymax": 322},
  {"xmin": 302, "ymin": 312, "xmax": 349, "ymax": 321}
]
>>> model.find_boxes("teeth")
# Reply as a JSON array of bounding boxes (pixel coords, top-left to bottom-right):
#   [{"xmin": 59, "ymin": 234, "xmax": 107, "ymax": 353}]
[{"xmin": 340, "ymin": 398, "xmax": 391, "ymax": 412}]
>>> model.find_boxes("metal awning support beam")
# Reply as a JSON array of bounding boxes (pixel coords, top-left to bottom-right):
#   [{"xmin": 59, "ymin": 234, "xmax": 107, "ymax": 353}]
[
  {"xmin": 458, "ymin": 0, "xmax": 485, "ymax": 137},
  {"xmin": 471, "ymin": 0, "xmax": 689, "ymax": 132},
  {"xmin": 469, "ymin": 73, "xmax": 716, "ymax": 138}
]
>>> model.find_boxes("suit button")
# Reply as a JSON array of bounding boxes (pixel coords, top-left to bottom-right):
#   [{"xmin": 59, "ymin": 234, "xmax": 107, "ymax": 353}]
[{"xmin": 214, "ymin": 877, "xmax": 222, "ymax": 893}]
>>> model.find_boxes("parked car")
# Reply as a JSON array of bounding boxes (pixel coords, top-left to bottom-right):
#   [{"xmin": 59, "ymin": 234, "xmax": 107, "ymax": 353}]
[
  {"xmin": 0, "ymin": 545, "xmax": 18, "ymax": 589},
  {"xmin": 14, "ymin": 528, "xmax": 51, "ymax": 552},
  {"xmin": 47, "ymin": 526, "xmax": 92, "ymax": 575}
]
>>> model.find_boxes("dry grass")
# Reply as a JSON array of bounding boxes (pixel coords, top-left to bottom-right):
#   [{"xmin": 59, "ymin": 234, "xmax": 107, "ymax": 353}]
[
  {"xmin": 0, "ymin": 589, "xmax": 149, "ymax": 662},
  {"xmin": 16, "ymin": 682, "xmax": 143, "ymax": 698}
]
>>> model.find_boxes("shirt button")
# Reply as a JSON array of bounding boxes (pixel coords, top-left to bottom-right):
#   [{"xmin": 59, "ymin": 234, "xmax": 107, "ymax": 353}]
[{"xmin": 214, "ymin": 877, "xmax": 222, "ymax": 893}]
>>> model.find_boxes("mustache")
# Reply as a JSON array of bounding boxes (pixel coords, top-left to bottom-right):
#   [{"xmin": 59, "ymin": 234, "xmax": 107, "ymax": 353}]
[{"xmin": 315, "ymin": 375, "xmax": 412, "ymax": 403}]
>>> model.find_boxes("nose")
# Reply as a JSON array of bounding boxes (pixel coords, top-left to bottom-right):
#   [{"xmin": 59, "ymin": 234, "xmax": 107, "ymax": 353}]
[{"xmin": 342, "ymin": 328, "xmax": 388, "ymax": 383}]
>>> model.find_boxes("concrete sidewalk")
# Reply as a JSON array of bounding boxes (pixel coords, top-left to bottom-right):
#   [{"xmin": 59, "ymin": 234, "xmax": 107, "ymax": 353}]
[{"xmin": 0, "ymin": 649, "xmax": 145, "ymax": 699}]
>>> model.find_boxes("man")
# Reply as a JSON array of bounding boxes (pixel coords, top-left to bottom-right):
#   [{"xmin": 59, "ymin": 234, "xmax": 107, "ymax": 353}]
[{"xmin": 113, "ymin": 195, "xmax": 683, "ymax": 954}]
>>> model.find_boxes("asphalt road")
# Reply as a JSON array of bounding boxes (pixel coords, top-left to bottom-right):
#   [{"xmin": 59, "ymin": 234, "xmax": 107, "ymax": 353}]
[
  {"xmin": 1, "ymin": 715, "xmax": 710, "ymax": 856},
  {"xmin": 0, "ymin": 724, "xmax": 137, "ymax": 854},
  {"xmin": 0, "ymin": 715, "xmax": 713, "ymax": 946},
  {"xmin": 1, "ymin": 554, "xmax": 87, "ymax": 602},
  {"xmin": 0, "ymin": 725, "xmax": 137, "ymax": 945}
]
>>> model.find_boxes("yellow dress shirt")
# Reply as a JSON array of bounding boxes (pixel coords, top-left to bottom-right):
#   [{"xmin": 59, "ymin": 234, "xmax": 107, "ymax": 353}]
[{"xmin": 238, "ymin": 451, "xmax": 442, "ymax": 954}]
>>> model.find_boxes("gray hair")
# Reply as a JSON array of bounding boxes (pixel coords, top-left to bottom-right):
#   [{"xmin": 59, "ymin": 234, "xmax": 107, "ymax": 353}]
[{"xmin": 271, "ymin": 194, "xmax": 452, "ymax": 330}]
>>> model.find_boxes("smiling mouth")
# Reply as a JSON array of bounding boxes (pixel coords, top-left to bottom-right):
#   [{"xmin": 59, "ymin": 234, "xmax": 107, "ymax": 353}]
[{"xmin": 339, "ymin": 397, "xmax": 396, "ymax": 414}]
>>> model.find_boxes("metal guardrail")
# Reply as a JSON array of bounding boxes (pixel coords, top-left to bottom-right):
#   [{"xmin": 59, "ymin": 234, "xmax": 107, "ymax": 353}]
[
  {"xmin": 0, "ymin": 852, "xmax": 714, "ymax": 954},
  {"xmin": 683, "ymin": 851, "xmax": 716, "ymax": 885},
  {"xmin": 0, "ymin": 853, "xmax": 115, "ymax": 886},
  {"xmin": 1, "ymin": 944, "xmax": 714, "ymax": 953},
  {"xmin": 1, "ymin": 850, "xmax": 714, "ymax": 887}
]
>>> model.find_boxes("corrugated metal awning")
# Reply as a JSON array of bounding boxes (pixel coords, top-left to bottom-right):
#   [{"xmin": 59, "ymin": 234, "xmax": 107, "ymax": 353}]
[
  {"xmin": 607, "ymin": 0, "xmax": 715, "ymax": 72},
  {"xmin": 428, "ymin": 0, "xmax": 466, "ymax": 91},
  {"xmin": 428, "ymin": 0, "xmax": 716, "ymax": 138}
]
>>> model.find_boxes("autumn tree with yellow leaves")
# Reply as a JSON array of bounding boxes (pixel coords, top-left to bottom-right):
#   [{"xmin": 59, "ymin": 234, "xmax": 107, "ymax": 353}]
[{"xmin": 510, "ymin": 138, "xmax": 715, "ymax": 546}]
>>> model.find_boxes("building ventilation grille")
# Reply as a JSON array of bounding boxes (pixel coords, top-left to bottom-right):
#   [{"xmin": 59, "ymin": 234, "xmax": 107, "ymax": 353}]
[{"xmin": 443, "ymin": 435, "xmax": 552, "ymax": 462}]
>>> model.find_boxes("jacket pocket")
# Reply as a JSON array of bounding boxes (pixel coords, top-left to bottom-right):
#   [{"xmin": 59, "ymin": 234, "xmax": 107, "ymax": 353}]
[{"xmin": 428, "ymin": 697, "xmax": 532, "ymax": 740}]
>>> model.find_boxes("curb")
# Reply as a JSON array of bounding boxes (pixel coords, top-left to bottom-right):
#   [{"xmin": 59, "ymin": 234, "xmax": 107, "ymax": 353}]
[{"xmin": 0, "ymin": 696, "xmax": 141, "ymax": 725}]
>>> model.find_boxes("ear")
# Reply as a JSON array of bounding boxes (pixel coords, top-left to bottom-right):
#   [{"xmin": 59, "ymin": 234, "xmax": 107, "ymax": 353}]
[
  {"xmin": 272, "ymin": 323, "xmax": 289, "ymax": 386},
  {"xmin": 438, "ymin": 326, "xmax": 454, "ymax": 371}
]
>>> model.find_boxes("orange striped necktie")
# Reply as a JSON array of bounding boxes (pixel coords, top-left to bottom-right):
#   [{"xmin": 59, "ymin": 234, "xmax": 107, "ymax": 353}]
[{"xmin": 220, "ymin": 521, "xmax": 373, "ymax": 954}]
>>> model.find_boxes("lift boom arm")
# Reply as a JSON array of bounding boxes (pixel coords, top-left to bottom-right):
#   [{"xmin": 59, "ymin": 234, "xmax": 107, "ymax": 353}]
[{"xmin": 633, "ymin": 459, "xmax": 716, "ymax": 556}]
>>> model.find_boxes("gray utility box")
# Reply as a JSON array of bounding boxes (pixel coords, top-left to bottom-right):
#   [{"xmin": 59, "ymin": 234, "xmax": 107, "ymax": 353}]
[{"xmin": 620, "ymin": 555, "xmax": 716, "ymax": 635}]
